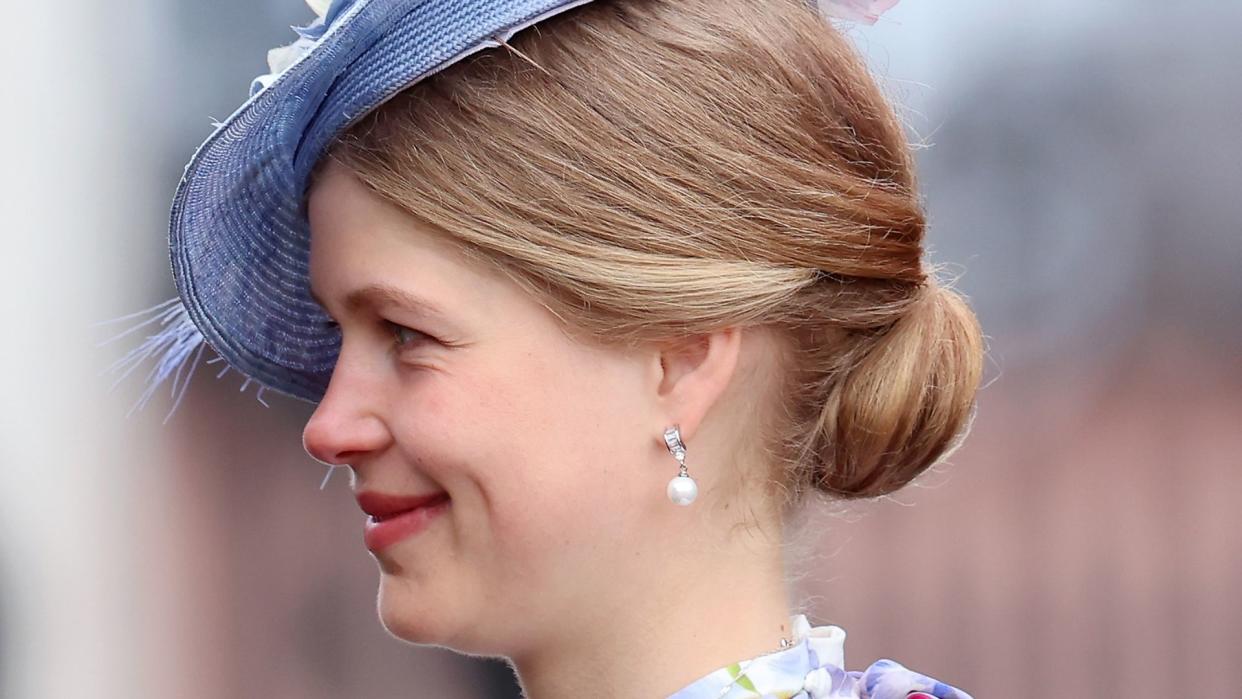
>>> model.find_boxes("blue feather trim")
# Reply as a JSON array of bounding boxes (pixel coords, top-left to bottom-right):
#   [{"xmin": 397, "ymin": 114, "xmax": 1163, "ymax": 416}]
[{"xmin": 96, "ymin": 297, "xmax": 272, "ymax": 424}]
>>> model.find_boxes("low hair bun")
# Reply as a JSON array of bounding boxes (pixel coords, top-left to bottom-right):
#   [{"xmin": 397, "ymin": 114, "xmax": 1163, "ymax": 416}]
[{"xmin": 810, "ymin": 282, "xmax": 984, "ymax": 499}]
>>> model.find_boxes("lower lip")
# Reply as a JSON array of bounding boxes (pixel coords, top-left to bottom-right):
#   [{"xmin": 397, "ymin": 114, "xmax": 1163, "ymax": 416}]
[{"xmin": 363, "ymin": 496, "xmax": 451, "ymax": 551}]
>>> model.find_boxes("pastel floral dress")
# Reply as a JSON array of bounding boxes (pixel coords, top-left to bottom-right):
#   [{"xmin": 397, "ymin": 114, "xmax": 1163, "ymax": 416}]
[{"xmin": 668, "ymin": 614, "xmax": 974, "ymax": 699}]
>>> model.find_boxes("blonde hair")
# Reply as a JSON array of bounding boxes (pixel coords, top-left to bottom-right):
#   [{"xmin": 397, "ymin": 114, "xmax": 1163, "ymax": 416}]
[{"xmin": 316, "ymin": 0, "xmax": 983, "ymax": 510}]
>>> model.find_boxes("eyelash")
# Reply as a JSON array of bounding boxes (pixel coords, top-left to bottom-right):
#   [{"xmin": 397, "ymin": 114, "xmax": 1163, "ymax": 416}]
[{"xmin": 323, "ymin": 319, "xmax": 431, "ymax": 350}]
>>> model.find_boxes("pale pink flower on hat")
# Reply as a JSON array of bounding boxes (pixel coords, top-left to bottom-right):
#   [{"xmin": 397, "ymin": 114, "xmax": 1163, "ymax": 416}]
[{"xmin": 815, "ymin": 0, "xmax": 901, "ymax": 24}]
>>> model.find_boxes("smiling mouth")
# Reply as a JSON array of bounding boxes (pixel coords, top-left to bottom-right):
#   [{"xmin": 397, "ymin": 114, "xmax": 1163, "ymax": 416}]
[{"xmin": 362, "ymin": 494, "xmax": 452, "ymax": 551}]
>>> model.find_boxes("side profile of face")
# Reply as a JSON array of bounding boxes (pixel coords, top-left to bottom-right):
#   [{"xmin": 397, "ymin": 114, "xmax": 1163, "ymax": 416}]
[{"xmin": 302, "ymin": 157, "xmax": 692, "ymax": 657}]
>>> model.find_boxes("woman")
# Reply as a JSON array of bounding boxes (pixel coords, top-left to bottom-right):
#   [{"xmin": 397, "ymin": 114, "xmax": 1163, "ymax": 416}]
[{"xmin": 124, "ymin": 0, "xmax": 982, "ymax": 696}]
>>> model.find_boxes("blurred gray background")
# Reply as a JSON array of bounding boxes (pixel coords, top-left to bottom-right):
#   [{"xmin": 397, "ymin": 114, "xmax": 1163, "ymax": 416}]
[{"xmin": 2, "ymin": 1, "xmax": 1239, "ymax": 697}]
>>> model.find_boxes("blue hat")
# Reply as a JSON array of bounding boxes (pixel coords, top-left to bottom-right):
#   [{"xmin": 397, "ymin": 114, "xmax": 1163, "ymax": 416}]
[{"xmin": 110, "ymin": 0, "xmax": 601, "ymax": 415}]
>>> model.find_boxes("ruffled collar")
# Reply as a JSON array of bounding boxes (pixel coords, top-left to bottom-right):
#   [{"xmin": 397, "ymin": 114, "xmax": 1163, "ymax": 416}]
[{"xmin": 667, "ymin": 614, "xmax": 974, "ymax": 699}]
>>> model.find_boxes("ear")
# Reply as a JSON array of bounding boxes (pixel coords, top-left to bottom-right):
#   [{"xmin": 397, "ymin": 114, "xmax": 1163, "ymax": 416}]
[{"xmin": 653, "ymin": 326, "xmax": 744, "ymax": 445}]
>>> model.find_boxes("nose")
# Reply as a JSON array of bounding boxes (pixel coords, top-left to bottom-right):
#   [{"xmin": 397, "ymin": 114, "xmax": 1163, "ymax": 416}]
[{"xmin": 302, "ymin": 354, "xmax": 392, "ymax": 467}]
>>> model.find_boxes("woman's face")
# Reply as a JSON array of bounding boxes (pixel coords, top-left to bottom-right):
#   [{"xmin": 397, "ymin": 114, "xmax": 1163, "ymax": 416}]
[{"xmin": 302, "ymin": 158, "xmax": 674, "ymax": 656}]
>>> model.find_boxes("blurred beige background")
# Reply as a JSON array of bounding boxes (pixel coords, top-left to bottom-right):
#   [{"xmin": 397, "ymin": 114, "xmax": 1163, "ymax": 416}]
[{"xmin": 2, "ymin": 1, "xmax": 1238, "ymax": 697}]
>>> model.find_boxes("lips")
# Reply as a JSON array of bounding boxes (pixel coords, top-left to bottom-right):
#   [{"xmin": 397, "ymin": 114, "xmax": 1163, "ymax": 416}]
[{"xmin": 356, "ymin": 490, "xmax": 452, "ymax": 551}]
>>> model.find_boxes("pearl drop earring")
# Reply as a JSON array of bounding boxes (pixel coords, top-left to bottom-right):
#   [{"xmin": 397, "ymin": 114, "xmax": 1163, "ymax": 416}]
[{"xmin": 663, "ymin": 425, "xmax": 698, "ymax": 506}]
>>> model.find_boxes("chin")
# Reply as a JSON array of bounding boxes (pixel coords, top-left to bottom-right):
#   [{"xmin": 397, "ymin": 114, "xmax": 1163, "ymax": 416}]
[
  {"xmin": 375, "ymin": 575, "xmax": 449, "ymax": 644},
  {"xmin": 377, "ymin": 582, "xmax": 508, "ymax": 659}
]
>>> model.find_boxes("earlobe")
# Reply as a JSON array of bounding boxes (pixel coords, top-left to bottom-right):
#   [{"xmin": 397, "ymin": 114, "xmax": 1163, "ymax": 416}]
[{"xmin": 655, "ymin": 326, "xmax": 744, "ymax": 444}]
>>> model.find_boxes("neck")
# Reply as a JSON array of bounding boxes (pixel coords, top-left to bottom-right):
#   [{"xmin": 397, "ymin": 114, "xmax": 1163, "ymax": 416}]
[{"xmin": 510, "ymin": 525, "xmax": 793, "ymax": 699}]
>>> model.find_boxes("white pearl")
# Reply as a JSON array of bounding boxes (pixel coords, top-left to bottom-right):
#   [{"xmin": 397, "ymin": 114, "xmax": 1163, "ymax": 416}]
[{"xmin": 667, "ymin": 474, "xmax": 698, "ymax": 506}]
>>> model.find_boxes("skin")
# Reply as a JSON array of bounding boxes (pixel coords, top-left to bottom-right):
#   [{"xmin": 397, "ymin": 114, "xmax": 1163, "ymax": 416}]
[{"xmin": 302, "ymin": 157, "xmax": 795, "ymax": 699}]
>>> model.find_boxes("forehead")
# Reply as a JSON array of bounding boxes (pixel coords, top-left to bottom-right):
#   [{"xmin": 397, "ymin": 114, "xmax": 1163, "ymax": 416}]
[{"xmin": 305, "ymin": 159, "xmax": 490, "ymax": 315}]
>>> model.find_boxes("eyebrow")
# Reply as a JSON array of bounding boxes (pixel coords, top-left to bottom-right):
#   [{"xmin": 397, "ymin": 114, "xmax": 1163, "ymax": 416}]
[{"xmin": 308, "ymin": 282, "xmax": 448, "ymax": 320}]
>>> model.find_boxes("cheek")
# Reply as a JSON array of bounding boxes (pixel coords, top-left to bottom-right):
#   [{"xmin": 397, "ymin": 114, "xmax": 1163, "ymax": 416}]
[
  {"xmin": 544, "ymin": 372, "xmax": 662, "ymax": 571},
  {"xmin": 453, "ymin": 346, "xmax": 653, "ymax": 542}
]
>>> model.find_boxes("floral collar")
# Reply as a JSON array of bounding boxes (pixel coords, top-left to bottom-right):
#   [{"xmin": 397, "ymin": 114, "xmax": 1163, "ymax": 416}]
[{"xmin": 667, "ymin": 614, "xmax": 975, "ymax": 699}]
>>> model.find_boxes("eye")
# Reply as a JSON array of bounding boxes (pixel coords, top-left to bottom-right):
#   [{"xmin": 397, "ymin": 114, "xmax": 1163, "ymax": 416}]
[{"xmin": 386, "ymin": 321, "xmax": 430, "ymax": 349}]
